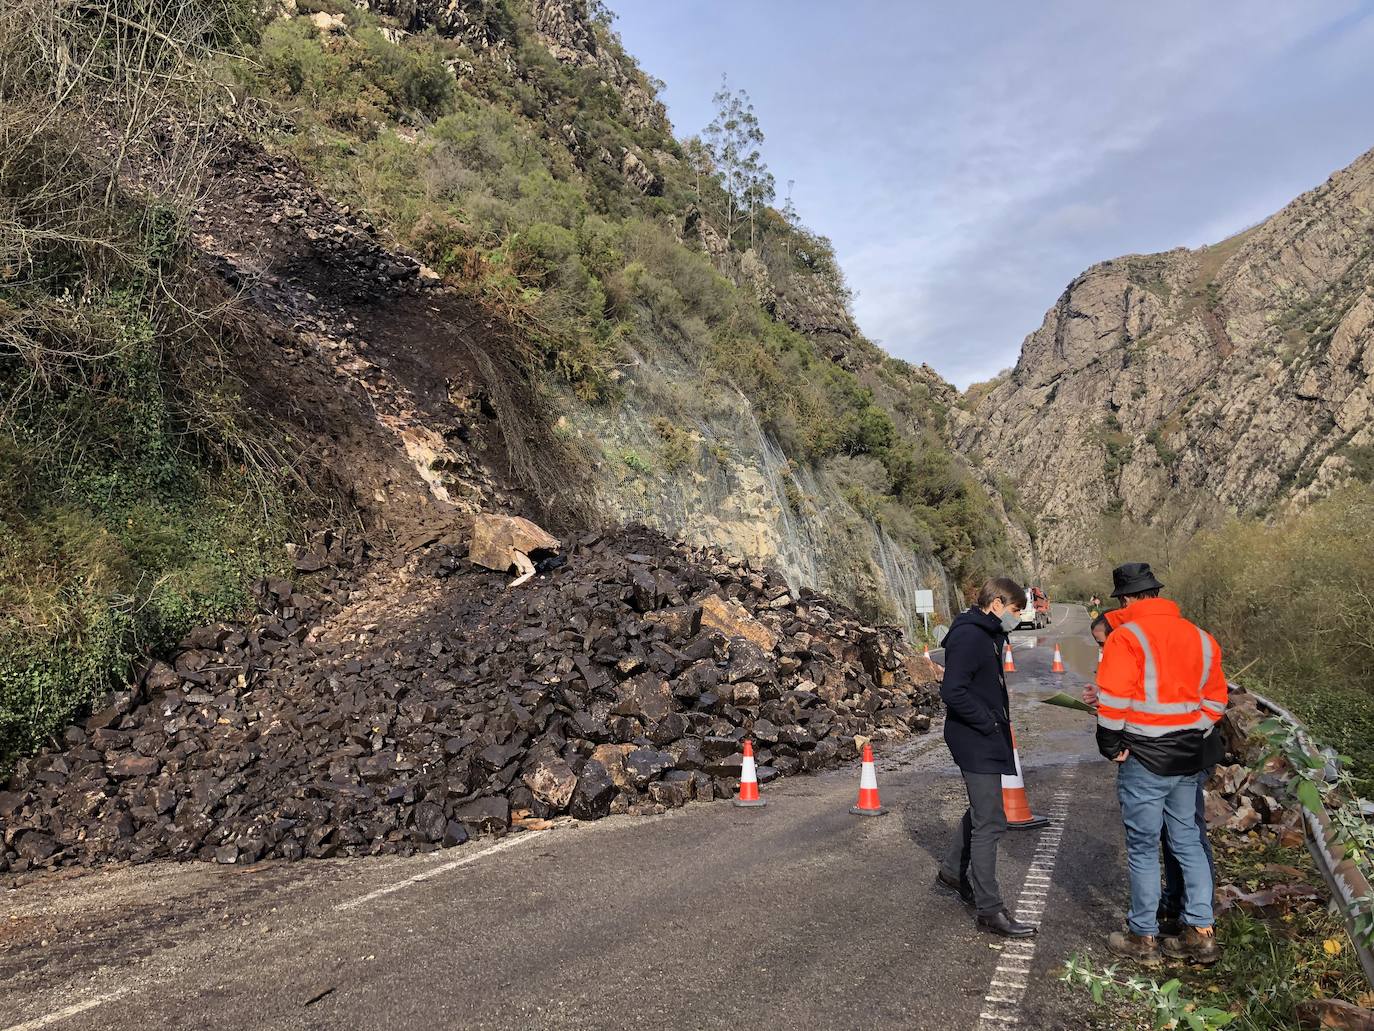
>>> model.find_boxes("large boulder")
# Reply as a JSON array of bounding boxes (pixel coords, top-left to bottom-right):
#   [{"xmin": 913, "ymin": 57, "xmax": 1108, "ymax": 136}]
[
  {"xmin": 522, "ymin": 753, "xmax": 577, "ymax": 810},
  {"xmin": 468, "ymin": 513, "xmax": 559, "ymax": 574},
  {"xmin": 569, "ymin": 759, "xmax": 616, "ymax": 820},
  {"xmin": 698, "ymin": 594, "xmax": 778, "ymax": 653},
  {"xmin": 453, "ymin": 796, "xmax": 511, "ymax": 834}
]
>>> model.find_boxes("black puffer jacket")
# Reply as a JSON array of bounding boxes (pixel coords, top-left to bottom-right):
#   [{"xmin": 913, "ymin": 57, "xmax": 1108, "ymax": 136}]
[{"xmin": 939, "ymin": 608, "xmax": 1016, "ymax": 775}]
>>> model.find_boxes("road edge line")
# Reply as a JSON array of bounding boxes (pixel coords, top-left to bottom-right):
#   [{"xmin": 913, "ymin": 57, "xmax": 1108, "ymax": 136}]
[
  {"xmin": 333, "ymin": 829, "xmax": 549, "ymax": 912},
  {"xmin": 974, "ymin": 789, "xmax": 1072, "ymax": 1030},
  {"xmin": 2, "ymin": 989, "xmax": 131, "ymax": 1031}
]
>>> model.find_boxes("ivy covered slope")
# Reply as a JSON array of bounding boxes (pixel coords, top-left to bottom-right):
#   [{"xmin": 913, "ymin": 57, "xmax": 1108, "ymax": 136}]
[{"xmin": 240, "ymin": 0, "xmax": 1014, "ymax": 628}]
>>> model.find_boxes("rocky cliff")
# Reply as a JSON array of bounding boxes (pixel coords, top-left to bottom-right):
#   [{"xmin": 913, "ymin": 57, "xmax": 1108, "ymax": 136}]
[{"xmin": 955, "ymin": 146, "xmax": 1374, "ymax": 570}]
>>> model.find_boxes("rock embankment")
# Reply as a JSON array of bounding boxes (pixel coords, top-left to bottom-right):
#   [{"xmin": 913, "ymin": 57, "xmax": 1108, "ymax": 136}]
[{"xmin": 1, "ymin": 527, "xmax": 937, "ymax": 873}]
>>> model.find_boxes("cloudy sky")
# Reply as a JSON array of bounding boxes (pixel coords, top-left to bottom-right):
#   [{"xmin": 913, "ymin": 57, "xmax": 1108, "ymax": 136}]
[{"xmin": 612, "ymin": 2, "xmax": 1374, "ymax": 388}]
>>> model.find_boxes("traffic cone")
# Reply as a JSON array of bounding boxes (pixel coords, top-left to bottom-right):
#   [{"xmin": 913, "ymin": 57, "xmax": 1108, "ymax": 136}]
[
  {"xmin": 923, "ymin": 644, "xmax": 933, "ymax": 662},
  {"xmin": 1003, "ymin": 641, "xmax": 1016, "ymax": 673},
  {"xmin": 1003, "ymin": 729, "xmax": 1049, "ymax": 830},
  {"xmin": 1051, "ymin": 645, "xmax": 1065, "ymax": 673},
  {"xmin": 734, "ymin": 740, "xmax": 766, "ymax": 807},
  {"xmin": 850, "ymin": 742, "xmax": 887, "ymax": 816}
]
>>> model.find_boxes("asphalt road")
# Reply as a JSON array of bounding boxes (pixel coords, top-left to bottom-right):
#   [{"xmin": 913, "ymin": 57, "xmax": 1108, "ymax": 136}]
[{"xmin": 1, "ymin": 605, "xmax": 1130, "ymax": 1031}]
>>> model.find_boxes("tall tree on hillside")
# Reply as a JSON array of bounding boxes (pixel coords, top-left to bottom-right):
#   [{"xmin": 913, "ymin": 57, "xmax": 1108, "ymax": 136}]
[
  {"xmin": 682, "ymin": 135, "xmax": 713, "ymax": 206},
  {"xmin": 704, "ymin": 75, "xmax": 774, "ymax": 247},
  {"xmin": 781, "ymin": 179, "xmax": 797, "ymax": 256}
]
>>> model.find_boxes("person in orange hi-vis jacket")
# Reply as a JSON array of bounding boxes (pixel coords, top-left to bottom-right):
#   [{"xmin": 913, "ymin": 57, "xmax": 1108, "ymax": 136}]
[
  {"xmin": 1085, "ymin": 602, "xmax": 1223, "ymax": 939},
  {"xmin": 1095, "ymin": 563, "xmax": 1227, "ymax": 969}
]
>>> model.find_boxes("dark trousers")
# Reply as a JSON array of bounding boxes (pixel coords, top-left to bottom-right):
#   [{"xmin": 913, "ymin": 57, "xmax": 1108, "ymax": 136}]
[
  {"xmin": 943, "ymin": 770, "xmax": 1007, "ymax": 915},
  {"xmin": 1161, "ymin": 768, "xmax": 1216, "ymax": 917}
]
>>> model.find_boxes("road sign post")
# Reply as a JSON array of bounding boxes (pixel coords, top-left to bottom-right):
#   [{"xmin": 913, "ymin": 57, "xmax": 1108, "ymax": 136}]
[{"xmin": 914, "ymin": 589, "xmax": 934, "ymax": 636}]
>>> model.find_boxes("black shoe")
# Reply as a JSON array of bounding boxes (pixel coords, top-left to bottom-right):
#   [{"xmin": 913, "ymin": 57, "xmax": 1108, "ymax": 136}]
[
  {"xmin": 977, "ymin": 909, "xmax": 1038, "ymax": 938},
  {"xmin": 936, "ymin": 870, "xmax": 975, "ymax": 907},
  {"xmin": 1156, "ymin": 911, "xmax": 1183, "ymax": 938}
]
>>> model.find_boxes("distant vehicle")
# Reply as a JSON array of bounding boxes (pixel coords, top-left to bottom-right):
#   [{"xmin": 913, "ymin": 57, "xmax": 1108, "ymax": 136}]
[{"xmin": 1018, "ymin": 586, "xmax": 1051, "ymax": 630}]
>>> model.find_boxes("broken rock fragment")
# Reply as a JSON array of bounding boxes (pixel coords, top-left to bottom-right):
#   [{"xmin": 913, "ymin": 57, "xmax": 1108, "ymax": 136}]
[
  {"xmin": 468, "ymin": 513, "xmax": 560, "ymax": 586},
  {"xmin": 522, "ymin": 754, "xmax": 578, "ymax": 809}
]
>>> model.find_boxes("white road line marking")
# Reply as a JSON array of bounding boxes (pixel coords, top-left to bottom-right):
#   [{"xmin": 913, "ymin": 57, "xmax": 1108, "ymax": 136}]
[
  {"xmin": 975, "ymin": 787, "xmax": 1074, "ymax": 1031},
  {"xmin": 2, "ymin": 990, "xmax": 131, "ymax": 1031},
  {"xmin": 334, "ymin": 830, "xmax": 549, "ymax": 912}
]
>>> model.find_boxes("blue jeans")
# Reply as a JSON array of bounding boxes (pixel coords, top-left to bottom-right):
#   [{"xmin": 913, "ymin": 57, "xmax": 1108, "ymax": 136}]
[
  {"xmin": 1117, "ymin": 757, "xmax": 1213, "ymax": 936},
  {"xmin": 1161, "ymin": 767, "xmax": 1215, "ymax": 917}
]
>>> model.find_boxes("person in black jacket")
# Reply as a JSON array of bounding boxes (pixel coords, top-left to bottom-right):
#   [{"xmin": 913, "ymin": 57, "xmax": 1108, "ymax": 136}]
[{"xmin": 936, "ymin": 577, "xmax": 1037, "ymax": 938}]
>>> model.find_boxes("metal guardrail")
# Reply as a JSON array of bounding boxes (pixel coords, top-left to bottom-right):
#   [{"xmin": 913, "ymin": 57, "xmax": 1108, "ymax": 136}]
[{"xmin": 1247, "ymin": 686, "xmax": 1374, "ymax": 988}]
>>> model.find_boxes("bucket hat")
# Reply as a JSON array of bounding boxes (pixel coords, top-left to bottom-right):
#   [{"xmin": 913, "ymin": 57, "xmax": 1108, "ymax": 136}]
[{"xmin": 1110, "ymin": 562, "xmax": 1164, "ymax": 598}]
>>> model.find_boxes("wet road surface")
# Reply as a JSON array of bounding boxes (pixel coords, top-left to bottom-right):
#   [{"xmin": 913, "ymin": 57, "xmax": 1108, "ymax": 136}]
[{"xmin": 2, "ymin": 605, "xmax": 1130, "ymax": 1031}]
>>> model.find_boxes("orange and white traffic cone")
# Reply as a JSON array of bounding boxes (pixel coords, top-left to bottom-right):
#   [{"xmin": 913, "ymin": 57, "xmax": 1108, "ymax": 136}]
[
  {"xmin": 923, "ymin": 644, "xmax": 932, "ymax": 662},
  {"xmin": 734, "ymin": 740, "xmax": 766, "ymax": 808},
  {"xmin": 1051, "ymin": 644, "xmax": 1065, "ymax": 673},
  {"xmin": 1003, "ymin": 641, "xmax": 1016, "ymax": 673},
  {"xmin": 850, "ymin": 743, "xmax": 887, "ymax": 816},
  {"xmin": 1003, "ymin": 728, "xmax": 1049, "ymax": 830}
]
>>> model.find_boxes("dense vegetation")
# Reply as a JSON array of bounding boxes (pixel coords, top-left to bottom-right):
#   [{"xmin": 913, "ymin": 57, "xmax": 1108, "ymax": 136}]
[
  {"xmin": 0, "ymin": 0, "xmax": 288, "ymax": 772},
  {"xmin": 1052, "ymin": 485, "xmax": 1374, "ymax": 787},
  {"xmin": 234, "ymin": 0, "xmax": 1012, "ymax": 582}
]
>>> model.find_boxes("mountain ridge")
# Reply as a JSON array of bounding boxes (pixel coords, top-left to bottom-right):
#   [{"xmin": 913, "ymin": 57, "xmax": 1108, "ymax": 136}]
[{"xmin": 953, "ymin": 144, "xmax": 1374, "ymax": 571}]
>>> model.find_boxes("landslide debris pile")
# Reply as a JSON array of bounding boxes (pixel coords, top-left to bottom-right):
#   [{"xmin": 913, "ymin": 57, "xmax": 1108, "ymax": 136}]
[{"xmin": 1, "ymin": 527, "xmax": 937, "ymax": 872}]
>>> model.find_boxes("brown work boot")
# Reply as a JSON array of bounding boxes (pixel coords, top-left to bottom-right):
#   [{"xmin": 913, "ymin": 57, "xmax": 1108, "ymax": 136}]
[
  {"xmin": 1162, "ymin": 925, "xmax": 1221, "ymax": 966},
  {"xmin": 1107, "ymin": 930, "xmax": 1162, "ymax": 967},
  {"xmin": 1156, "ymin": 910, "xmax": 1183, "ymax": 938}
]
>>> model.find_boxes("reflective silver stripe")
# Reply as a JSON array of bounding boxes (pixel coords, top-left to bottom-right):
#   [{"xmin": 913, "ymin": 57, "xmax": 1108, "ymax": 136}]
[
  {"xmin": 1140, "ymin": 699, "xmax": 1202, "ymax": 715},
  {"xmin": 1096, "ymin": 691, "xmax": 1132, "ymax": 709},
  {"xmin": 1201, "ymin": 698, "xmax": 1226, "ymax": 714},
  {"xmin": 1120, "ymin": 623, "xmax": 1158, "ymax": 704},
  {"xmin": 1097, "ymin": 715, "xmax": 1126, "ymax": 730},
  {"xmin": 1198, "ymin": 627, "xmax": 1213, "ymax": 695},
  {"xmin": 1121, "ymin": 713, "xmax": 1215, "ymax": 737}
]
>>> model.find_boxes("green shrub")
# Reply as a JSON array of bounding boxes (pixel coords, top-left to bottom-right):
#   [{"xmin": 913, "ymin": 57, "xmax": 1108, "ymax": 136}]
[
  {"xmin": 652, "ymin": 416, "xmax": 695, "ymax": 471},
  {"xmin": 1168, "ymin": 486, "xmax": 1374, "ymax": 786},
  {"xmin": 0, "ymin": 294, "xmax": 287, "ymax": 774},
  {"xmin": 621, "ymin": 449, "xmax": 650, "ymax": 475}
]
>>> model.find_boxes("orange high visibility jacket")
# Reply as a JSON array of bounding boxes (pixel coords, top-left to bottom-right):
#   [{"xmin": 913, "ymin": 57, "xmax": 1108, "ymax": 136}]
[{"xmin": 1096, "ymin": 598, "xmax": 1227, "ymax": 774}]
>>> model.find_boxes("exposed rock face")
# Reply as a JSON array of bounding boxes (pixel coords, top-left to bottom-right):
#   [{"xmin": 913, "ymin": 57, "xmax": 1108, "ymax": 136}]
[
  {"xmin": 955, "ymin": 146, "xmax": 1374, "ymax": 568},
  {"xmin": 568, "ymin": 370, "xmax": 965, "ymax": 635},
  {"xmin": 526, "ymin": 0, "xmax": 667, "ymax": 132},
  {"xmin": 360, "ymin": 0, "xmax": 514, "ymax": 50}
]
